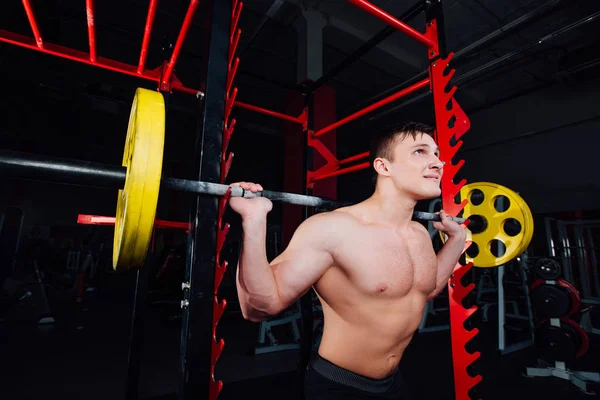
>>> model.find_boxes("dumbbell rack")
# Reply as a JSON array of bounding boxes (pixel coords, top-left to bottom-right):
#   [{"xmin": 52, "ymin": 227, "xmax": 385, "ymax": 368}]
[{"xmin": 526, "ymin": 259, "xmax": 600, "ymax": 394}]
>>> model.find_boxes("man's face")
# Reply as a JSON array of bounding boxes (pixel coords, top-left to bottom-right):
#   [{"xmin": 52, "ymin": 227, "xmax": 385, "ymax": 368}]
[{"xmin": 385, "ymin": 133, "xmax": 444, "ymax": 200}]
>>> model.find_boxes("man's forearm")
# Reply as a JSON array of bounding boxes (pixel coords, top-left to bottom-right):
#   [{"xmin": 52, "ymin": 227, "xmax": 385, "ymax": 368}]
[
  {"xmin": 432, "ymin": 236, "xmax": 467, "ymax": 296},
  {"xmin": 236, "ymin": 218, "xmax": 281, "ymax": 319}
]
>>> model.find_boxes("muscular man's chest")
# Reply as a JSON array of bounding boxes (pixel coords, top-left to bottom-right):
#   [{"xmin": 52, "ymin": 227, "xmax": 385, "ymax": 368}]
[{"xmin": 334, "ymin": 231, "xmax": 438, "ymax": 296}]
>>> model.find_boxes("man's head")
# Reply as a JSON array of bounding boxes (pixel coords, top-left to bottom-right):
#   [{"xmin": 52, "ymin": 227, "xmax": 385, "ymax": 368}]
[{"xmin": 369, "ymin": 122, "xmax": 443, "ymax": 200}]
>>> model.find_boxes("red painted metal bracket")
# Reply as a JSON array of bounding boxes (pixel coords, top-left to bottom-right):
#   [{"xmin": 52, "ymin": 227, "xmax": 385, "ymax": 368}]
[
  {"xmin": 448, "ymin": 258, "xmax": 482, "ymax": 399},
  {"xmin": 208, "ymin": 1, "xmax": 246, "ymax": 397},
  {"xmin": 210, "ymin": 187, "xmax": 231, "ymax": 400},
  {"xmin": 427, "ymin": 18, "xmax": 481, "ymax": 400},
  {"xmin": 306, "ymin": 132, "xmax": 370, "ymax": 188},
  {"xmin": 209, "ymin": 296, "xmax": 226, "ymax": 399}
]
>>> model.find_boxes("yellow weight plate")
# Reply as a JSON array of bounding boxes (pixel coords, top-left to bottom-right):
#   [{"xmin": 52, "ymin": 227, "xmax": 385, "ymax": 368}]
[
  {"xmin": 513, "ymin": 190, "xmax": 534, "ymax": 256},
  {"xmin": 501, "ymin": 185, "xmax": 532, "ymax": 257},
  {"xmin": 459, "ymin": 182, "xmax": 533, "ymax": 267},
  {"xmin": 113, "ymin": 88, "xmax": 165, "ymax": 270}
]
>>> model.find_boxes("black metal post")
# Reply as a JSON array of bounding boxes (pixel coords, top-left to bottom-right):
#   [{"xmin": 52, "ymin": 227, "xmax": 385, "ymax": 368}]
[
  {"xmin": 296, "ymin": 89, "xmax": 315, "ymax": 399},
  {"xmin": 178, "ymin": 0, "xmax": 230, "ymax": 399},
  {"xmin": 310, "ymin": 1, "xmax": 425, "ymax": 92},
  {"xmin": 424, "ymin": 0, "xmax": 446, "ymax": 59},
  {"xmin": 125, "ymin": 258, "xmax": 152, "ymax": 400}
]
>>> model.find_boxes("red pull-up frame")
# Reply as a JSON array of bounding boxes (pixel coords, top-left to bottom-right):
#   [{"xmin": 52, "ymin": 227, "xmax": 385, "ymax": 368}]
[
  {"xmin": 3, "ymin": 0, "xmax": 308, "ymax": 135},
  {"xmin": 1, "ymin": 0, "xmax": 201, "ymax": 95},
  {"xmin": 2, "ymin": 0, "xmax": 305, "ymax": 124}
]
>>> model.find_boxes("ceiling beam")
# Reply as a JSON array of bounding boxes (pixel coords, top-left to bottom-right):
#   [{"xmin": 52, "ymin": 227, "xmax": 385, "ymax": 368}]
[
  {"xmin": 326, "ymin": 14, "xmax": 422, "ymax": 70},
  {"xmin": 282, "ymin": 0, "xmax": 423, "ymax": 70}
]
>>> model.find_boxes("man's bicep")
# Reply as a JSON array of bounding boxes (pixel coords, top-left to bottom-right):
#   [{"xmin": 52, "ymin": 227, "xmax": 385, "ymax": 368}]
[
  {"xmin": 271, "ymin": 246, "xmax": 332, "ymax": 309},
  {"xmin": 269, "ymin": 217, "xmax": 336, "ymax": 309}
]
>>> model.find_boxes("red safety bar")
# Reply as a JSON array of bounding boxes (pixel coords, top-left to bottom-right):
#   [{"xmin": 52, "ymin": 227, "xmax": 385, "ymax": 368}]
[
  {"xmin": 77, "ymin": 214, "xmax": 189, "ymax": 231},
  {"xmin": 339, "ymin": 151, "xmax": 369, "ymax": 165},
  {"xmin": 161, "ymin": 0, "xmax": 200, "ymax": 90},
  {"xmin": 21, "ymin": 0, "xmax": 43, "ymax": 48},
  {"xmin": 138, "ymin": 0, "xmax": 159, "ymax": 74},
  {"xmin": 86, "ymin": 0, "xmax": 96, "ymax": 62},
  {"xmin": 313, "ymin": 78, "xmax": 430, "ymax": 138},
  {"xmin": 308, "ymin": 151, "xmax": 370, "ymax": 183},
  {"xmin": 235, "ymin": 101, "xmax": 306, "ymax": 126},
  {"xmin": 311, "ymin": 162, "xmax": 370, "ymax": 182},
  {"xmin": 347, "ymin": 0, "xmax": 435, "ymax": 49}
]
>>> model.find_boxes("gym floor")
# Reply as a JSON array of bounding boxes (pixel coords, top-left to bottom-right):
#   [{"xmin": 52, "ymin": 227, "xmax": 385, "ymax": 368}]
[{"xmin": 0, "ymin": 271, "xmax": 598, "ymax": 400}]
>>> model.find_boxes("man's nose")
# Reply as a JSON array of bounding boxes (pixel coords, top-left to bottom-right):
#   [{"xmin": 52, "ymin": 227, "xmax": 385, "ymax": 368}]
[{"xmin": 430, "ymin": 160, "xmax": 445, "ymax": 169}]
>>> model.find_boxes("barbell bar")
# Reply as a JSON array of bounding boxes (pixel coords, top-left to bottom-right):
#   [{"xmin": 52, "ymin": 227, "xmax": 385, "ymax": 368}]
[
  {"xmin": 0, "ymin": 88, "xmax": 467, "ymax": 270},
  {"xmin": 0, "ymin": 149, "xmax": 466, "ymax": 223}
]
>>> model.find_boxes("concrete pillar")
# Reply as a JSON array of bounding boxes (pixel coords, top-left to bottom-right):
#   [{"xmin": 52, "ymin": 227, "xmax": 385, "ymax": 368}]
[{"xmin": 293, "ymin": 8, "xmax": 327, "ymax": 82}]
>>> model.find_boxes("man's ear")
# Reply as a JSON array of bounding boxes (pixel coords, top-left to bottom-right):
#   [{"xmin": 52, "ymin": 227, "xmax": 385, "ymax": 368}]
[{"xmin": 373, "ymin": 157, "xmax": 391, "ymax": 177}]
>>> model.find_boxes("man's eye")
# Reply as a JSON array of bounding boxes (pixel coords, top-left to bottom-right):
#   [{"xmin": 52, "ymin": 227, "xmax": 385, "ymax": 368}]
[{"xmin": 414, "ymin": 149, "xmax": 424, "ymax": 154}]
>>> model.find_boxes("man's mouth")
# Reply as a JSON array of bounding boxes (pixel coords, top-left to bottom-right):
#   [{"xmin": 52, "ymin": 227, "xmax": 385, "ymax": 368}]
[{"xmin": 424, "ymin": 175, "xmax": 440, "ymax": 181}]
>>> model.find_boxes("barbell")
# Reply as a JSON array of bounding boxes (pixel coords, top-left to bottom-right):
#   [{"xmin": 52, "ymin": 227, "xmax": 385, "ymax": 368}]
[
  {"xmin": 0, "ymin": 149, "xmax": 352, "ymax": 208},
  {"xmin": 0, "ymin": 88, "xmax": 469, "ymax": 271}
]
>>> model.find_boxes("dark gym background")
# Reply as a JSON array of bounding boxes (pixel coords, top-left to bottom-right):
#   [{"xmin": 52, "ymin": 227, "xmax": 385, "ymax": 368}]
[{"xmin": 1, "ymin": 0, "xmax": 599, "ymax": 399}]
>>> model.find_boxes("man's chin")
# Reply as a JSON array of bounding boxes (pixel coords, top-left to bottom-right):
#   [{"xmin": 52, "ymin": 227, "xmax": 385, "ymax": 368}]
[{"xmin": 416, "ymin": 188, "xmax": 441, "ymax": 200}]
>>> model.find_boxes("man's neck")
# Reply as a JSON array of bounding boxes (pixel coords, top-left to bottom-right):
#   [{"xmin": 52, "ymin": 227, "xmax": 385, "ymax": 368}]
[{"xmin": 363, "ymin": 186, "xmax": 417, "ymax": 231}]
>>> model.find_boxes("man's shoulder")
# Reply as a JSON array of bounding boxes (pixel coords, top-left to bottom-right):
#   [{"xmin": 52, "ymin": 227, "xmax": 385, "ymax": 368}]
[
  {"xmin": 304, "ymin": 208, "xmax": 359, "ymax": 229},
  {"xmin": 410, "ymin": 220, "xmax": 431, "ymax": 236},
  {"xmin": 294, "ymin": 208, "xmax": 362, "ymax": 245},
  {"xmin": 288, "ymin": 210, "xmax": 357, "ymax": 252}
]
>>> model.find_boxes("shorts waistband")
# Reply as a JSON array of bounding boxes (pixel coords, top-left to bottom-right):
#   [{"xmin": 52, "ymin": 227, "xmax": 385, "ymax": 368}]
[{"xmin": 309, "ymin": 353, "xmax": 398, "ymax": 394}]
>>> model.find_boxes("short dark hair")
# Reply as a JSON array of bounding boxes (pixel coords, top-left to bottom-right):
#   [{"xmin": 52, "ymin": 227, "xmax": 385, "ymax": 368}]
[{"xmin": 369, "ymin": 122, "xmax": 435, "ymax": 183}]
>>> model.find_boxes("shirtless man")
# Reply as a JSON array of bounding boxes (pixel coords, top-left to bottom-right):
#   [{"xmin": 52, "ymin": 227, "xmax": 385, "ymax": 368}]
[{"xmin": 230, "ymin": 122, "xmax": 467, "ymax": 399}]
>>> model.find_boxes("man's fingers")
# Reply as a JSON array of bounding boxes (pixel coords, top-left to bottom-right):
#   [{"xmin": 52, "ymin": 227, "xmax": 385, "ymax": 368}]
[
  {"xmin": 438, "ymin": 210, "xmax": 458, "ymax": 223},
  {"xmin": 229, "ymin": 182, "xmax": 264, "ymax": 192},
  {"xmin": 438, "ymin": 209, "xmax": 449, "ymax": 222}
]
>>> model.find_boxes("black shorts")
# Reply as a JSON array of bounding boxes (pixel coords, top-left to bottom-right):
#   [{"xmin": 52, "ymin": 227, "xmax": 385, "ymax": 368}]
[{"xmin": 304, "ymin": 353, "xmax": 414, "ymax": 399}]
